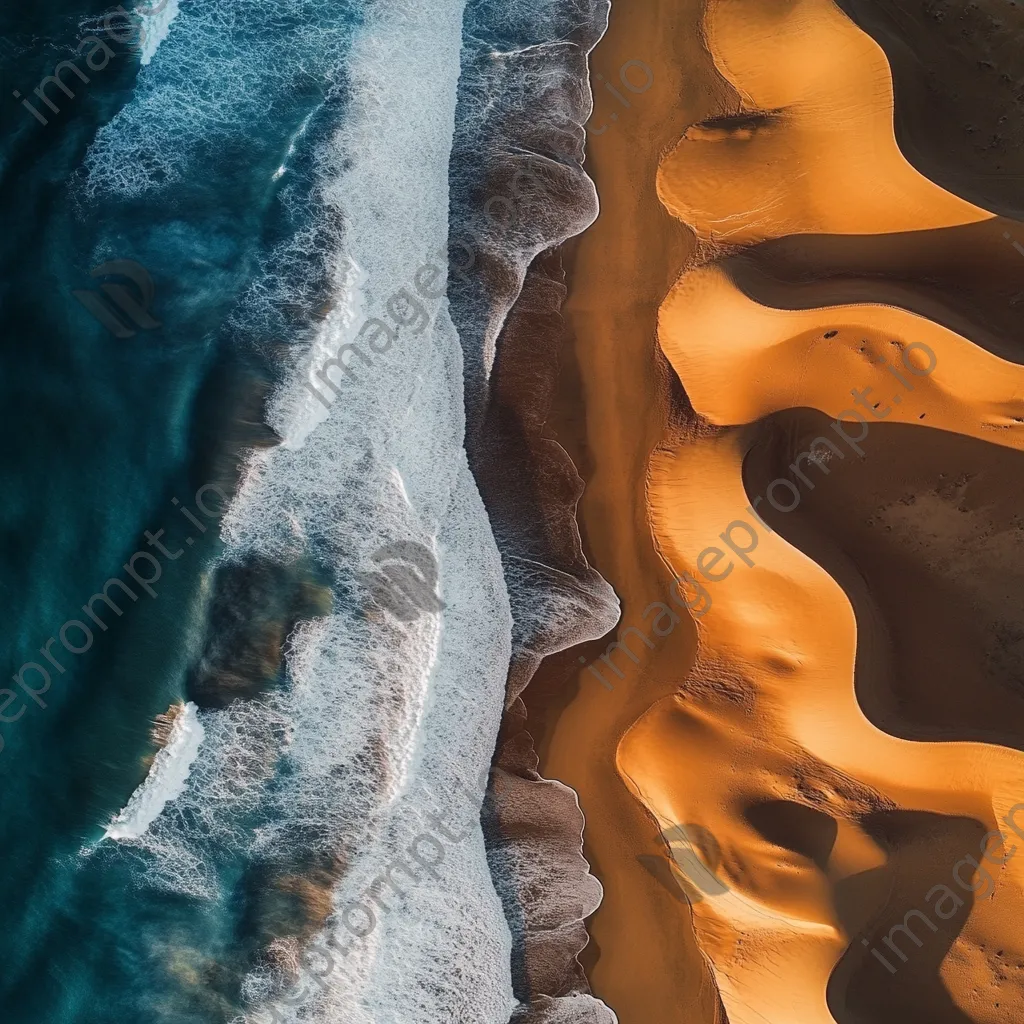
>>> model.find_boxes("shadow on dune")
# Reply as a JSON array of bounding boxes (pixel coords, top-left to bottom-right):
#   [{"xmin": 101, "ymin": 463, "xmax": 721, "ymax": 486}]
[
  {"xmin": 833, "ymin": 0, "xmax": 1024, "ymax": 221},
  {"xmin": 745, "ymin": 799, "xmax": 838, "ymax": 873},
  {"xmin": 827, "ymin": 809, "xmax": 986, "ymax": 1024},
  {"xmin": 744, "ymin": 409, "xmax": 1024, "ymax": 751},
  {"xmin": 722, "ymin": 224, "xmax": 1024, "ymax": 364}
]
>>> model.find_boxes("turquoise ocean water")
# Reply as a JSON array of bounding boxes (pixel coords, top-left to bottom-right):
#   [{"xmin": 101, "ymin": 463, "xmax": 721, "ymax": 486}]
[{"xmin": 0, "ymin": 1, "xmax": 617, "ymax": 1021}]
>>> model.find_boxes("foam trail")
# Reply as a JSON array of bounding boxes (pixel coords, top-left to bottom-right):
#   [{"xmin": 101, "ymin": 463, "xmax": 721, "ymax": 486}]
[
  {"xmin": 104, "ymin": 702, "xmax": 205, "ymax": 841},
  {"xmin": 271, "ymin": 259, "xmax": 368, "ymax": 449},
  {"xmin": 136, "ymin": 0, "xmax": 180, "ymax": 66}
]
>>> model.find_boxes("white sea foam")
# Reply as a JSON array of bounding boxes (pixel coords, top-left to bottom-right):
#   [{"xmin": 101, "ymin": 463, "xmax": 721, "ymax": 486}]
[
  {"xmin": 104, "ymin": 702, "xmax": 205, "ymax": 841},
  {"xmin": 270, "ymin": 259, "xmax": 368, "ymax": 450},
  {"xmin": 81, "ymin": 0, "xmax": 359, "ymax": 198},
  {"xmin": 136, "ymin": 0, "xmax": 180, "ymax": 65},
  {"xmin": 84, "ymin": 0, "xmax": 519, "ymax": 1020},
  {"xmin": 222, "ymin": 0, "xmax": 518, "ymax": 1015}
]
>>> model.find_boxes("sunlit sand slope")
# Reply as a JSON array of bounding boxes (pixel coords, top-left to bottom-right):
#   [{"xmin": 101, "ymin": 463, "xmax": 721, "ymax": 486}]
[{"xmin": 620, "ymin": 0, "xmax": 1024, "ymax": 1021}]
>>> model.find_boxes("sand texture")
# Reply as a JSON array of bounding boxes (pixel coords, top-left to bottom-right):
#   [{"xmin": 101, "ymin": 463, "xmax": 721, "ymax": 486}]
[{"xmin": 524, "ymin": 0, "xmax": 1024, "ymax": 1020}]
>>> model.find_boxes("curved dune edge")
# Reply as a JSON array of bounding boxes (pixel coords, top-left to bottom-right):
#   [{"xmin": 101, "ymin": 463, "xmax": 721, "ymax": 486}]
[
  {"xmin": 660, "ymin": 263, "xmax": 1024, "ymax": 437},
  {"xmin": 618, "ymin": 0, "xmax": 1024, "ymax": 1022}
]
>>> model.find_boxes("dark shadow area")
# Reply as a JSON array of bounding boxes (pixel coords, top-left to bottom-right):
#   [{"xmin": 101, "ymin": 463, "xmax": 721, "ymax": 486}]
[
  {"xmin": 723, "ymin": 222, "xmax": 1024, "ymax": 364},
  {"xmin": 745, "ymin": 799, "xmax": 838, "ymax": 873},
  {"xmin": 743, "ymin": 409, "xmax": 1024, "ymax": 749},
  {"xmin": 834, "ymin": 0, "xmax": 1024, "ymax": 221},
  {"xmin": 827, "ymin": 808, "xmax": 987, "ymax": 1024}
]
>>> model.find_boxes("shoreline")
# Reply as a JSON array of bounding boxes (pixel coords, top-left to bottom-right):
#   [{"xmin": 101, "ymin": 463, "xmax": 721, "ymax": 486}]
[{"xmin": 520, "ymin": 0, "xmax": 726, "ymax": 1017}]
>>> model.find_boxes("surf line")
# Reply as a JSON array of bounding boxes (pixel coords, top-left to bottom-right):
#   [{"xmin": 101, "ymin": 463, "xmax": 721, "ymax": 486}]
[
  {"xmin": 578, "ymin": 338, "xmax": 937, "ymax": 691},
  {"xmin": 302, "ymin": 156, "xmax": 554, "ymax": 412}
]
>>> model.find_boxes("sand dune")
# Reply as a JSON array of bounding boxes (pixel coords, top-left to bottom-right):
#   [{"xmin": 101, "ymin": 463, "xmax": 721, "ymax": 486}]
[
  {"xmin": 527, "ymin": 0, "xmax": 1024, "ymax": 1020},
  {"xmin": 621, "ymin": 0, "xmax": 1024, "ymax": 1020}
]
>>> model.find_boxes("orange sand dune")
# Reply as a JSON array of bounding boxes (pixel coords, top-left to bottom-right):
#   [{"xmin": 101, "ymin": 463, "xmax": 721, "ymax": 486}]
[
  {"xmin": 659, "ymin": 264, "xmax": 1024, "ymax": 436},
  {"xmin": 526, "ymin": 0, "xmax": 1024, "ymax": 1020},
  {"xmin": 614, "ymin": 0, "xmax": 1024, "ymax": 1021},
  {"xmin": 657, "ymin": 0, "xmax": 988, "ymax": 242}
]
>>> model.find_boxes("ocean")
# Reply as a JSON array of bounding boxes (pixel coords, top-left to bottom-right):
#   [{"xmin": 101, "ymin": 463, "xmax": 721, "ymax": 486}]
[{"xmin": 0, "ymin": 0, "xmax": 614, "ymax": 1021}]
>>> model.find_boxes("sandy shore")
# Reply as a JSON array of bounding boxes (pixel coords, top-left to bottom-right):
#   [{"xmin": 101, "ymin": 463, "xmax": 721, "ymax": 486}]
[{"xmin": 524, "ymin": 0, "xmax": 1024, "ymax": 1020}]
